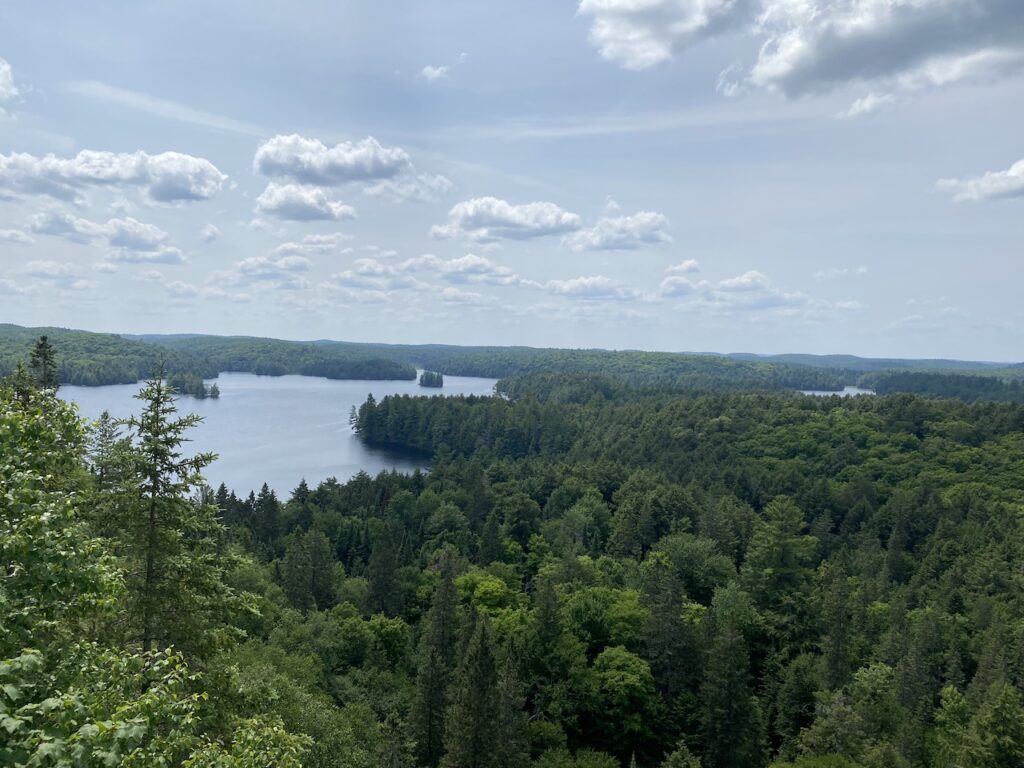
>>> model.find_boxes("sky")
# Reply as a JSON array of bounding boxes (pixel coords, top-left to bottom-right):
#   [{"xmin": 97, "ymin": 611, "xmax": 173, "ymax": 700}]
[{"xmin": 0, "ymin": 0, "xmax": 1021, "ymax": 360}]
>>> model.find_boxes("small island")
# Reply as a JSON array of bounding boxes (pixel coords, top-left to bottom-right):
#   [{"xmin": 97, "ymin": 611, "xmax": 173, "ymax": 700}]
[{"xmin": 418, "ymin": 370, "xmax": 444, "ymax": 388}]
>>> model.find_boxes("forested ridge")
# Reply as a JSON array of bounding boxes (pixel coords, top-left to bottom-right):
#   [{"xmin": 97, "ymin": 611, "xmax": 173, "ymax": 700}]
[
  {"xmin": 0, "ymin": 325, "xmax": 417, "ymax": 386},
  {"xmin": 6, "ymin": 334, "xmax": 1024, "ymax": 768},
  {"xmin": 5, "ymin": 323, "xmax": 1024, "ymax": 402}
]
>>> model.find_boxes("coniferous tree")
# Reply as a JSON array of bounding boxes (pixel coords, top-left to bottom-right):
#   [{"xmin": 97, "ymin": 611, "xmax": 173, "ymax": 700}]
[
  {"xmin": 281, "ymin": 532, "xmax": 315, "ymax": 612},
  {"xmin": 441, "ymin": 615, "xmax": 501, "ymax": 768},
  {"xmin": 495, "ymin": 655, "xmax": 530, "ymax": 768},
  {"xmin": 700, "ymin": 586, "xmax": 766, "ymax": 768},
  {"xmin": 307, "ymin": 527, "xmax": 336, "ymax": 610},
  {"xmin": 478, "ymin": 512, "xmax": 503, "ymax": 565},
  {"xmin": 412, "ymin": 549, "xmax": 460, "ymax": 768},
  {"xmin": 28, "ymin": 334, "xmax": 58, "ymax": 389},
  {"xmin": 368, "ymin": 521, "xmax": 402, "ymax": 616},
  {"xmin": 113, "ymin": 367, "xmax": 240, "ymax": 656}
]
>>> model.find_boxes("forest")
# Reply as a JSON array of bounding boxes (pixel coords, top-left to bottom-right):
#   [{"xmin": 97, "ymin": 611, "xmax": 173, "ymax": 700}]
[
  {"xmin": 5, "ymin": 336, "xmax": 1024, "ymax": 767},
  {"xmin": 5, "ymin": 323, "xmax": 1024, "ymax": 404}
]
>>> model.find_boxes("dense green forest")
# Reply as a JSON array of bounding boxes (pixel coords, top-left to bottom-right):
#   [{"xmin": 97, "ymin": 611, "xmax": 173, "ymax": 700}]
[
  {"xmin": 6, "ymin": 335, "xmax": 1024, "ymax": 767},
  {"xmin": 6, "ymin": 324, "xmax": 1024, "ymax": 403},
  {"xmin": 420, "ymin": 371, "xmax": 445, "ymax": 388},
  {"xmin": 0, "ymin": 325, "xmax": 417, "ymax": 386}
]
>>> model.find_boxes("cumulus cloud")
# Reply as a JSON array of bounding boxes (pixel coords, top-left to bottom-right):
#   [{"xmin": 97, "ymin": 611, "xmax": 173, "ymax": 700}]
[
  {"xmin": 665, "ymin": 259, "xmax": 700, "ymax": 275},
  {"xmin": 0, "ymin": 149, "xmax": 227, "ymax": 202},
  {"xmin": 274, "ymin": 233, "xmax": 352, "ymax": 257},
  {"xmin": 563, "ymin": 210, "xmax": 672, "ymax": 251},
  {"xmin": 659, "ymin": 275, "xmax": 703, "ymax": 297},
  {"xmin": 937, "ymin": 158, "xmax": 1024, "ymax": 202},
  {"xmin": 546, "ymin": 275, "xmax": 643, "ymax": 301},
  {"xmin": 665, "ymin": 269, "xmax": 830, "ymax": 315},
  {"xmin": 580, "ymin": 0, "xmax": 1024, "ymax": 108},
  {"xmin": 420, "ymin": 65, "xmax": 450, "ymax": 82},
  {"xmin": 0, "ymin": 58, "xmax": 19, "ymax": 104},
  {"xmin": 254, "ymin": 134, "xmax": 412, "ymax": 185},
  {"xmin": 364, "ymin": 173, "xmax": 453, "ymax": 203},
  {"xmin": 234, "ymin": 255, "xmax": 311, "ymax": 285},
  {"xmin": 0, "ymin": 228, "xmax": 32, "ymax": 244},
  {"xmin": 401, "ymin": 253, "xmax": 533, "ymax": 286},
  {"xmin": 432, "ymin": 196, "xmax": 582, "ymax": 242},
  {"xmin": 750, "ymin": 0, "xmax": 1024, "ymax": 97},
  {"xmin": 21, "ymin": 260, "xmax": 93, "ymax": 290},
  {"xmin": 321, "ymin": 258, "xmax": 425, "ymax": 300},
  {"xmin": 200, "ymin": 224, "xmax": 221, "ymax": 243},
  {"xmin": 29, "ymin": 210, "xmax": 185, "ymax": 263},
  {"xmin": 578, "ymin": 0, "xmax": 756, "ymax": 70},
  {"xmin": 255, "ymin": 182, "xmax": 357, "ymax": 221},
  {"xmin": 718, "ymin": 269, "xmax": 771, "ymax": 291}
]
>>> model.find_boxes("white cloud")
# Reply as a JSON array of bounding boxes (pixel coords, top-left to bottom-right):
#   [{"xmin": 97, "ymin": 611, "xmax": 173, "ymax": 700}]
[
  {"xmin": 751, "ymin": 0, "xmax": 1024, "ymax": 97},
  {"xmin": 108, "ymin": 246, "xmax": 185, "ymax": 264},
  {"xmin": 233, "ymin": 255, "xmax": 311, "ymax": 285},
  {"xmin": 21, "ymin": 260, "xmax": 93, "ymax": 290},
  {"xmin": 546, "ymin": 275, "xmax": 642, "ymax": 301},
  {"xmin": 839, "ymin": 92, "xmax": 897, "ymax": 119},
  {"xmin": 439, "ymin": 286, "xmax": 495, "ymax": 306},
  {"xmin": 814, "ymin": 265, "xmax": 868, "ymax": 280},
  {"xmin": 30, "ymin": 211, "xmax": 186, "ymax": 263},
  {"xmin": 364, "ymin": 173, "xmax": 453, "ymax": 203},
  {"xmin": 402, "ymin": 253, "xmax": 531, "ymax": 286},
  {"xmin": 254, "ymin": 134, "xmax": 412, "ymax": 185},
  {"xmin": 659, "ymin": 275, "xmax": 702, "ymax": 297},
  {"xmin": 420, "ymin": 65, "xmax": 450, "ymax": 82},
  {"xmin": 0, "ymin": 58, "xmax": 19, "ymax": 104},
  {"xmin": 718, "ymin": 270, "xmax": 770, "ymax": 291},
  {"xmin": 563, "ymin": 210, "xmax": 672, "ymax": 251},
  {"xmin": 0, "ymin": 149, "xmax": 226, "ymax": 202},
  {"xmin": 579, "ymin": 0, "xmax": 1024, "ymax": 108},
  {"xmin": 274, "ymin": 233, "xmax": 352, "ymax": 257},
  {"xmin": 577, "ymin": 0, "xmax": 755, "ymax": 71},
  {"xmin": 432, "ymin": 196, "xmax": 582, "ymax": 242},
  {"xmin": 255, "ymin": 182, "xmax": 357, "ymax": 221},
  {"xmin": 937, "ymin": 158, "xmax": 1024, "ymax": 202},
  {"xmin": 665, "ymin": 259, "xmax": 700, "ymax": 275},
  {"xmin": 200, "ymin": 224, "xmax": 221, "ymax": 243},
  {"xmin": 0, "ymin": 228, "xmax": 32, "ymax": 244}
]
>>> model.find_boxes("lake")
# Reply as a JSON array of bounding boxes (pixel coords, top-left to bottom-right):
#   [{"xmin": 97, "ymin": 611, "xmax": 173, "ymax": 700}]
[
  {"xmin": 61, "ymin": 372, "xmax": 498, "ymax": 496},
  {"xmin": 799, "ymin": 386, "xmax": 876, "ymax": 397}
]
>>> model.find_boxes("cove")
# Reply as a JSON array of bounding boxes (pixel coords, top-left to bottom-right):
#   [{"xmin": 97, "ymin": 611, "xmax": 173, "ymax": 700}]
[{"xmin": 60, "ymin": 371, "xmax": 498, "ymax": 496}]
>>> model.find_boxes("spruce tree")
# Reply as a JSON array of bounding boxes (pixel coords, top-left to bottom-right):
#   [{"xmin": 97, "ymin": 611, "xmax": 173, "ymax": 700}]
[
  {"xmin": 28, "ymin": 334, "xmax": 58, "ymax": 390},
  {"xmin": 441, "ymin": 615, "xmax": 501, "ymax": 768},
  {"xmin": 111, "ymin": 367, "xmax": 240, "ymax": 656},
  {"xmin": 412, "ymin": 548, "xmax": 460, "ymax": 768},
  {"xmin": 368, "ymin": 521, "xmax": 402, "ymax": 616},
  {"xmin": 281, "ymin": 533, "xmax": 315, "ymax": 612},
  {"xmin": 700, "ymin": 586, "xmax": 766, "ymax": 768},
  {"xmin": 495, "ymin": 654, "xmax": 530, "ymax": 768}
]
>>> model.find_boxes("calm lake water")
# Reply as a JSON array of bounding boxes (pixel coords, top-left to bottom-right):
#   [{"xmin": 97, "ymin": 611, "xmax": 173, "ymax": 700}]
[
  {"xmin": 61, "ymin": 372, "xmax": 497, "ymax": 496},
  {"xmin": 799, "ymin": 385, "xmax": 876, "ymax": 397}
]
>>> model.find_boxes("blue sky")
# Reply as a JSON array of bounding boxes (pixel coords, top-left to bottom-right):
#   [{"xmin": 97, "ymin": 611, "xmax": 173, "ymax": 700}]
[{"xmin": 0, "ymin": 0, "xmax": 1021, "ymax": 359}]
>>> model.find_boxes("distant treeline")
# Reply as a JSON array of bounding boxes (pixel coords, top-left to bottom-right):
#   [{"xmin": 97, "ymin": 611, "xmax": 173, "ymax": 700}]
[
  {"xmin": 5, "ymin": 323, "xmax": 1024, "ymax": 403},
  {"xmin": 860, "ymin": 370, "xmax": 1024, "ymax": 402},
  {"xmin": 0, "ymin": 325, "xmax": 417, "ymax": 386}
]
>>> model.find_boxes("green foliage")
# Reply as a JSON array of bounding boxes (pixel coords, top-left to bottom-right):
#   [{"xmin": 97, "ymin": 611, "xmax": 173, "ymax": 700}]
[{"xmin": 421, "ymin": 371, "xmax": 445, "ymax": 388}]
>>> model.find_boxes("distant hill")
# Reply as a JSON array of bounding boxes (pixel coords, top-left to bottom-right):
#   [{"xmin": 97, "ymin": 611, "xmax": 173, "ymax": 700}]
[
  {"xmin": 720, "ymin": 352, "xmax": 1011, "ymax": 372},
  {"xmin": 0, "ymin": 325, "xmax": 415, "ymax": 386},
  {"xmin": 5, "ymin": 323, "xmax": 1022, "ymax": 401}
]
